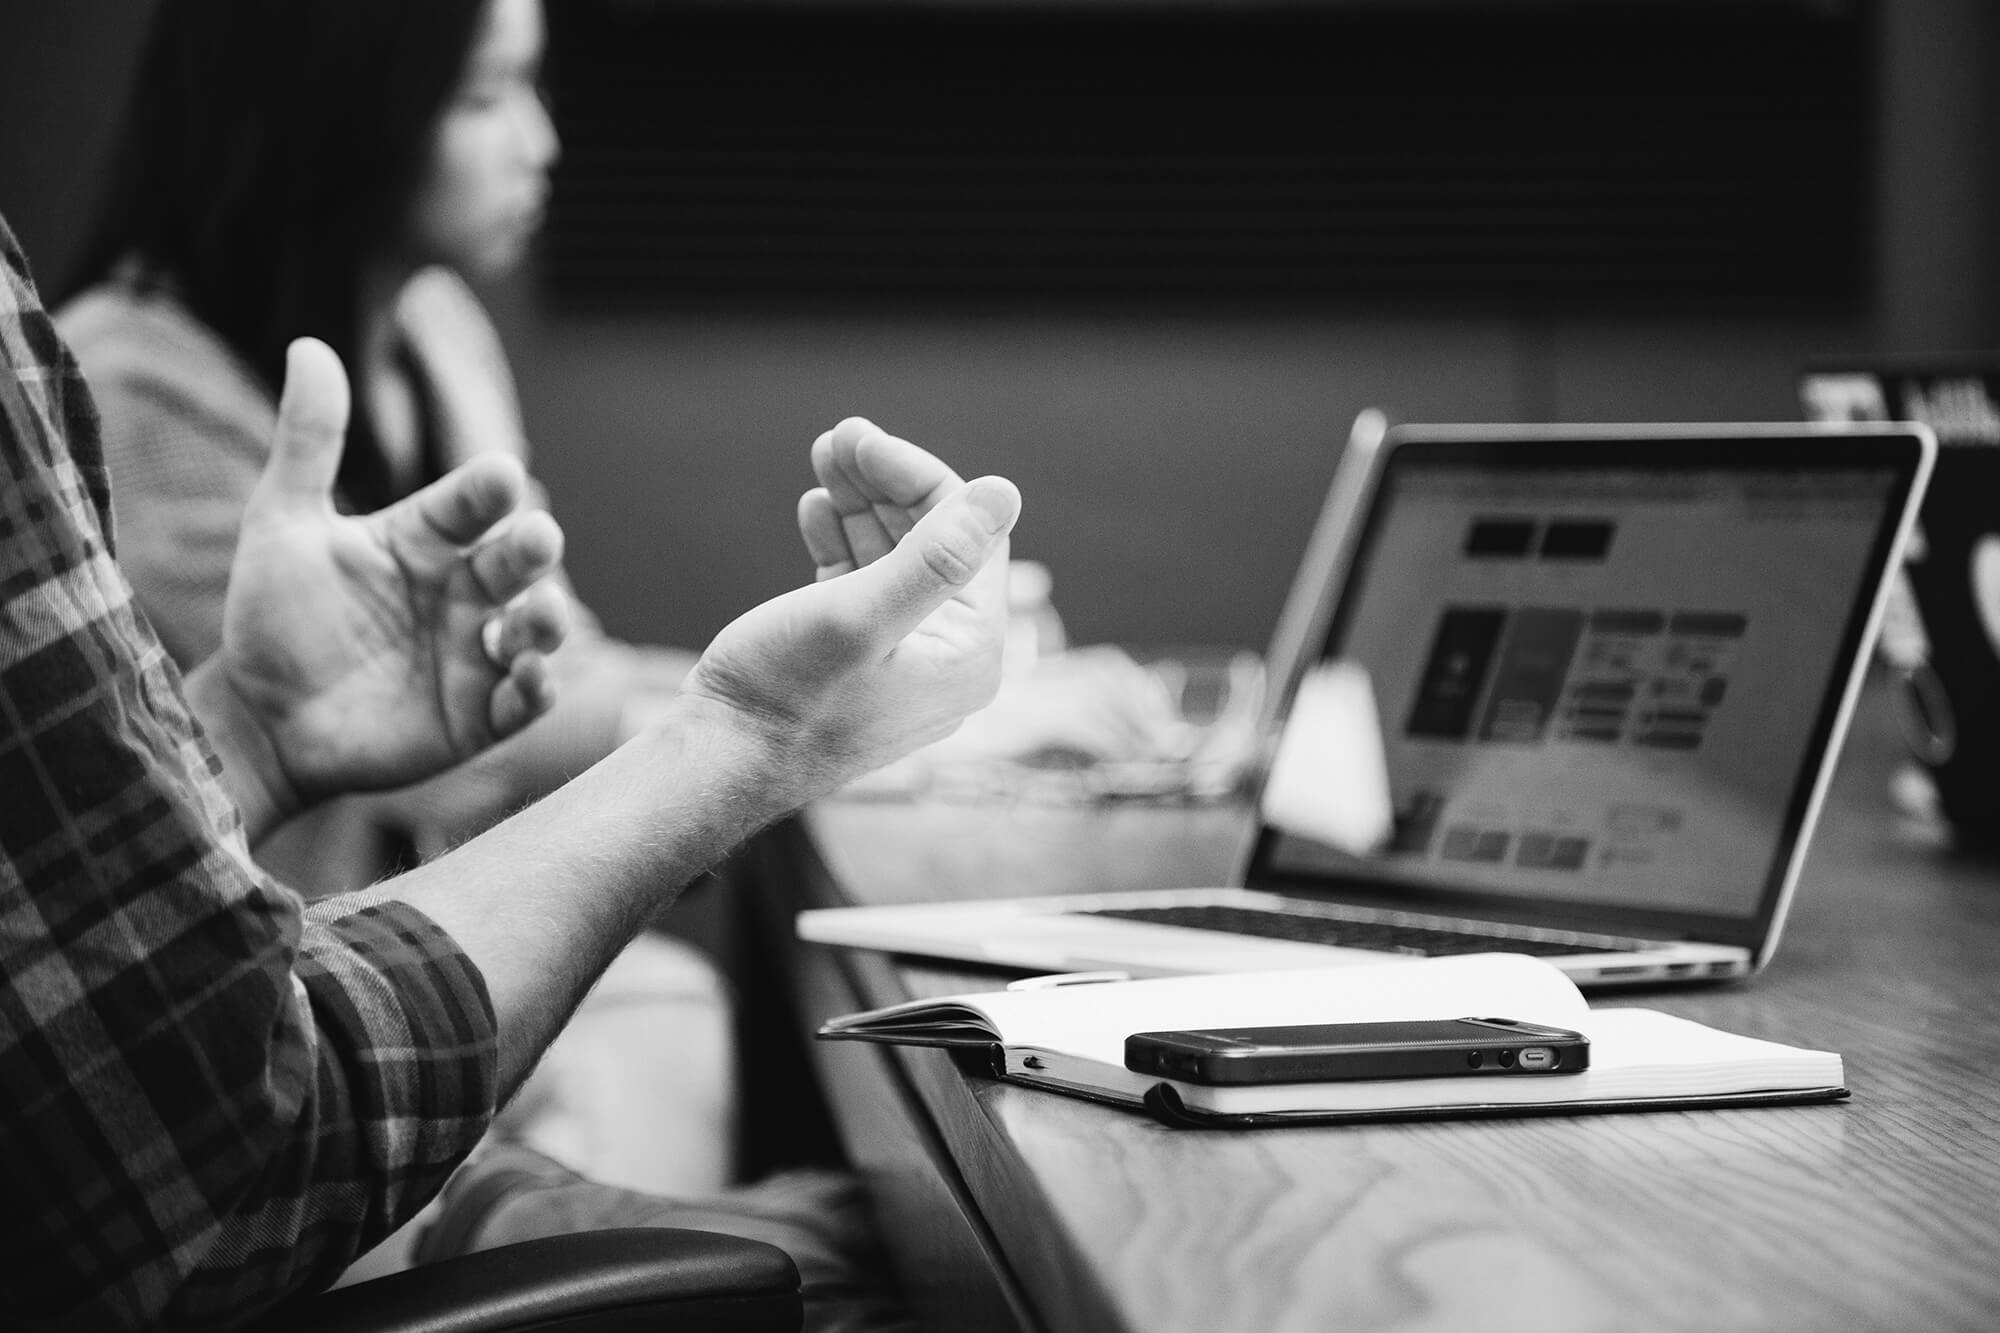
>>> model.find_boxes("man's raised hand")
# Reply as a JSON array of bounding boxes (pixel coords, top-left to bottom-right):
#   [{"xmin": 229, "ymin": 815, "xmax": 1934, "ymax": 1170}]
[
  {"xmin": 681, "ymin": 418, "xmax": 1020, "ymax": 808},
  {"xmin": 206, "ymin": 338, "xmax": 570, "ymax": 824}
]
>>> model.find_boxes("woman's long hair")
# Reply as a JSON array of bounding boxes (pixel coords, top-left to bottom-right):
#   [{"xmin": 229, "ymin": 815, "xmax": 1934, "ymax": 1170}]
[{"xmin": 65, "ymin": 0, "xmax": 490, "ymax": 509}]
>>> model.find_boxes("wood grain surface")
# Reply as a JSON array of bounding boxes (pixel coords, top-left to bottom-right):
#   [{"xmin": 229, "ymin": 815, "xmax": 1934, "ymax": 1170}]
[{"xmin": 795, "ymin": 677, "xmax": 2000, "ymax": 1333}]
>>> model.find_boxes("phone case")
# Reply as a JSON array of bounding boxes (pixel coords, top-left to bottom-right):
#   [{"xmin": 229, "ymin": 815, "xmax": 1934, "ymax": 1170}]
[{"xmin": 1123, "ymin": 1017, "xmax": 1589, "ymax": 1085}]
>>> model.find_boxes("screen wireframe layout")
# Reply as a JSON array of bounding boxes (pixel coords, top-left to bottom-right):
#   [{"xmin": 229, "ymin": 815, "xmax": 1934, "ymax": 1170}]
[{"xmin": 1264, "ymin": 460, "xmax": 1900, "ymax": 919}]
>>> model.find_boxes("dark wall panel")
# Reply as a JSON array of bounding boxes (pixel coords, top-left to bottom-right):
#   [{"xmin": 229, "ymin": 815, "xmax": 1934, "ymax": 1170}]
[{"xmin": 545, "ymin": 2, "xmax": 1873, "ymax": 317}]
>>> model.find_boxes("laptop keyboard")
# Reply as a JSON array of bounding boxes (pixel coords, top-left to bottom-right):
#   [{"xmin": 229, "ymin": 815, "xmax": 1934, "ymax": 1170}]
[{"xmin": 1079, "ymin": 904, "xmax": 1644, "ymax": 958}]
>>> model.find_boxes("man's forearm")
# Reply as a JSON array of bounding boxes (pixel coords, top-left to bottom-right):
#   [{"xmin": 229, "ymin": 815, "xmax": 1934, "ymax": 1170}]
[
  {"xmin": 188, "ymin": 627, "xmax": 796, "ymax": 1096},
  {"xmin": 388, "ymin": 692, "xmax": 794, "ymax": 1095},
  {"xmin": 183, "ymin": 657, "xmax": 298, "ymax": 842}
]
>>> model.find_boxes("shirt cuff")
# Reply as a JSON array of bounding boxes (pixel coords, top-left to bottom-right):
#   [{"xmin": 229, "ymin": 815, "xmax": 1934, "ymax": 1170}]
[{"xmin": 299, "ymin": 889, "xmax": 501, "ymax": 1198}]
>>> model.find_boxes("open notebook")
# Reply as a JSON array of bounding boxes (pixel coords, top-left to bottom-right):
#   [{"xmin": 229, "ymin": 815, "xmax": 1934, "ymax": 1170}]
[
  {"xmin": 800, "ymin": 422, "xmax": 1935, "ymax": 987},
  {"xmin": 817, "ymin": 954, "xmax": 1846, "ymax": 1128}
]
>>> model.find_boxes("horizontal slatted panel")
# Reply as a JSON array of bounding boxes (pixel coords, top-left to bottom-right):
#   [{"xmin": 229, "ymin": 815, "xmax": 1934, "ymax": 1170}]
[{"xmin": 543, "ymin": 3, "xmax": 1871, "ymax": 314}]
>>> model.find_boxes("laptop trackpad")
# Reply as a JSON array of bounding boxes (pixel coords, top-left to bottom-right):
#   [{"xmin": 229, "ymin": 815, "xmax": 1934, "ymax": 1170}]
[{"xmin": 972, "ymin": 913, "xmax": 1388, "ymax": 975}]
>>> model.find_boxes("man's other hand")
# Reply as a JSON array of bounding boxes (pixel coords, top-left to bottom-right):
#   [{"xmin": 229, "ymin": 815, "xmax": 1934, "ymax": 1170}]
[
  {"xmin": 209, "ymin": 338, "xmax": 569, "ymax": 823},
  {"xmin": 680, "ymin": 417, "xmax": 1021, "ymax": 808}
]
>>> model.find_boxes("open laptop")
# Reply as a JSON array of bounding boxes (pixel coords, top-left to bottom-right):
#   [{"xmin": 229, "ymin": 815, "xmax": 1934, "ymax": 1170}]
[
  {"xmin": 1800, "ymin": 357, "xmax": 2000, "ymax": 852},
  {"xmin": 799, "ymin": 422, "xmax": 1935, "ymax": 987}
]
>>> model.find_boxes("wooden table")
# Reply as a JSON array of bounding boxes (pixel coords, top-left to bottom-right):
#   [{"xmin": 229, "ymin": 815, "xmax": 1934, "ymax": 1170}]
[{"xmin": 767, "ymin": 677, "xmax": 2000, "ymax": 1333}]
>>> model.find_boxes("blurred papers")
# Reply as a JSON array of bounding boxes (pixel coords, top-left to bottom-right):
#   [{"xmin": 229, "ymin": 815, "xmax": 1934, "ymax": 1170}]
[{"xmin": 835, "ymin": 650, "xmax": 1265, "ymax": 804}]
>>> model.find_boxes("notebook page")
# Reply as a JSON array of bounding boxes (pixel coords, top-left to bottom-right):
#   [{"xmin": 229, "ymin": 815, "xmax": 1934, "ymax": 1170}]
[{"xmin": 970, "ymin": 953, "xmax": 1588, "ymax": 1065}]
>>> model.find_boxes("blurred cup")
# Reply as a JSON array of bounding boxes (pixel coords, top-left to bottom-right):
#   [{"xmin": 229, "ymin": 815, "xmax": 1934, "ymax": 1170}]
[{"xmin": 1005, "ymin": 559, "xmax": 1067, "ymax": 676}]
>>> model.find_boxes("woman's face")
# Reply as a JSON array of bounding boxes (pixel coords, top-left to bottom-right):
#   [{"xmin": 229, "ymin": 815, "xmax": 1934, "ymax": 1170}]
[{"xmin": 404, "ymin": 0, "xmax": 559, "ymax": 278}]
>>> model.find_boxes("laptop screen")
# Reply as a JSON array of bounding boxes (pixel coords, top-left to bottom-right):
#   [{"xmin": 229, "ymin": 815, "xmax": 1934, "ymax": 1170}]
[{"xmin": 1252, "ymin": 429, "xmax": 1927, "ymax": 947}]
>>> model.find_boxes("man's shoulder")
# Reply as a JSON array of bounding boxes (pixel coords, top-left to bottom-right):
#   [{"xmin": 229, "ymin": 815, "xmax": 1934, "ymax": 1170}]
[
  {"xmin": 0, "ymin": 216, "xmax": 75, "ymax": 371},
  {"xmin": 0, "ymin": 213, "xmax": 57, "ymax": 313},
  {"xmin": 0, "ymin": 212, "xmax": 30, "ymax": 296}
]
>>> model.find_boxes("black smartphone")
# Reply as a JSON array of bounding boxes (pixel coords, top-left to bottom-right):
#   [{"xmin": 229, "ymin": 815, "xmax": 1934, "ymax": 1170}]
[{"xmin": 1123, "ymin": 1017, "xmax": 1589, "ymax": 1086}]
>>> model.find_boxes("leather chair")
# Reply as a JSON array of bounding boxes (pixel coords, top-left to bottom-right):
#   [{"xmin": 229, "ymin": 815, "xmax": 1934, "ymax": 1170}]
[{"xmin": 254, "ymin": 1228, "xmax": 802, "ymax": 1332}]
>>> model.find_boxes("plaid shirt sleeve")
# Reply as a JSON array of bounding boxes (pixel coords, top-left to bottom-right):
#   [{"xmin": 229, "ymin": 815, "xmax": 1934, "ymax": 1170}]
[{"xmin": 0, "ymin": 219, "xmax": 500, "ymax": 1330}]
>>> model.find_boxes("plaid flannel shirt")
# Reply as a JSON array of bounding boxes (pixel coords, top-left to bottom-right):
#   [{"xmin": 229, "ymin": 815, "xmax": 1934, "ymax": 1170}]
[{"xmin": 0, "ymin": 216, "xmax": 499, "ymax": 1329}]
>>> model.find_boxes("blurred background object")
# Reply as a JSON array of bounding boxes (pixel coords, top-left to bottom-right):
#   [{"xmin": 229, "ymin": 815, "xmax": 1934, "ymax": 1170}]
[{"xmin": 4, "ymin": 0, "xmax": 1996, "ymax": 657}]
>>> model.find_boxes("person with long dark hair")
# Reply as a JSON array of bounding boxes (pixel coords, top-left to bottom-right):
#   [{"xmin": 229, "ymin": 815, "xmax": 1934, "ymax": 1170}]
[
  {"xmin": 58, "ymin": 0, "xmax": 681, "ymax": 875},
  {"xmin": 60, "ymin": 0, "xmax": 1193, "ymax": 882},
  {"xmin": 6, "ymin": 194, "xmax": 1008, "ymax": 1321},
  {"xmin": 60, "ymin": 0, "xmax": 1199, "ymax": 857},
  {"xmin": 57, "ymin": 0, "xmax": 738, "ymax": 1225},
  {"xmin": 56, "ymin": 0, "xmax": 1207, "ymax": 1210}
]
